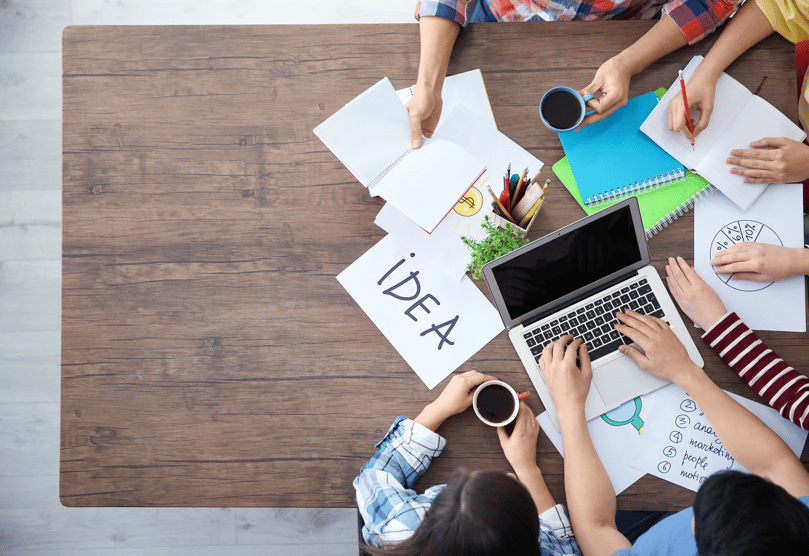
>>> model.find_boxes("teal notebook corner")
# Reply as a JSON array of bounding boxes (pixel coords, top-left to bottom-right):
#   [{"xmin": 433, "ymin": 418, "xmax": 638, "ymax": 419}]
[
  {"xmin": 559, "ymin": 90, "xmax": 684, "ymax": 205},
  {"xmin": 554, "ymin": 89, "xmax": 713, "ymax": 237}
]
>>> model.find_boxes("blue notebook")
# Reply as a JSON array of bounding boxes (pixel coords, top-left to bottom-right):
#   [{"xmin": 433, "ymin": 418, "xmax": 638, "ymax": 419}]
[{"xmin": 559, "ymin": 92, "xmax": 685, "ymax": 206}]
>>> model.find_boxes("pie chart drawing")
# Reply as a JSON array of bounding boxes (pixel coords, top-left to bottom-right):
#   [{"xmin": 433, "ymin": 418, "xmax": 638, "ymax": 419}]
[{"xmin": 709, "ymin": 220, "xmax": 781, "ymax": 292}]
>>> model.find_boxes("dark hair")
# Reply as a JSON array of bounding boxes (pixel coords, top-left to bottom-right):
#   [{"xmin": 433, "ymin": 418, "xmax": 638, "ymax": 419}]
[
  {"xmin": 693, "ymin": 470, "xmax": 809, "ymax": 556},
  {"xmin": 364, "ymin": 469, "xmax": 542, "ymax": 556}
]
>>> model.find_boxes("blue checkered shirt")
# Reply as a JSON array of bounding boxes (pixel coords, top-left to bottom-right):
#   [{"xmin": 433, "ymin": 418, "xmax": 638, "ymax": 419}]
[{"xmin": 354, "ymin": 416, "xmax": 582, "ymax": 554}]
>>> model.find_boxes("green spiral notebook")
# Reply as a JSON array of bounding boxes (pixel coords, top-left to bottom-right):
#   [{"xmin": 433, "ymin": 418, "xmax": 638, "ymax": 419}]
[{"xmin": 554, "ymin": 88, "xmax": 714, "ymax": 238}]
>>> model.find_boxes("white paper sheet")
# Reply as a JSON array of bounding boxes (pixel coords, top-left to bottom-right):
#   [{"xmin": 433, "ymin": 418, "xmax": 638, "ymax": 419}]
[
  {"xmin": 538, "ymin": 400, "xmax": 647, "ymax": 495},
  {"xmin": 629, "ymin": 383, "xmax": 807, "ymax": 492},
  {"xmin": 693, "ymin": 183, "xmax": 806, "ymax": 332},
  {"xmin": 375, "ymin": 202, "xmax": 494, "ymax": 281},
  {"xmin": 396, "ymin": 69, "xmax": 498, "ymax": 131},
  {"xmin": 336, "ymin": 235, "xmax": 504, "ymax": 389}
]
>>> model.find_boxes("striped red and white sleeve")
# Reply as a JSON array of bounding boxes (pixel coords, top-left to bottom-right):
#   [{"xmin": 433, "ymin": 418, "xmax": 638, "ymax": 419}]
[{"xmin": 702, "ymin": 312, "xmax": 809, "ymax": 430}]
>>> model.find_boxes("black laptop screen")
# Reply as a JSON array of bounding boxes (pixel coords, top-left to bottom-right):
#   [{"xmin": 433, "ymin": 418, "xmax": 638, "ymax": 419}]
[{"xmin": 491, "ymin": 205, "xmax": 643, "ymax": 321}]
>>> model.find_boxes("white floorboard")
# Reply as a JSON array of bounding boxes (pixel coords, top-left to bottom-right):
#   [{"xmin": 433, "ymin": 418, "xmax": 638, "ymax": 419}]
[{"xmin": 0, "ymin": 120, "xmax": 62, "ymax": 192}]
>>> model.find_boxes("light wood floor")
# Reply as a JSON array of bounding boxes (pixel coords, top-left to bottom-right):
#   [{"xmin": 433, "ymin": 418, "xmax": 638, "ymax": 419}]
[{"xmin": 0, "ymin": 1, "xmax": 414, "ymax": 553}]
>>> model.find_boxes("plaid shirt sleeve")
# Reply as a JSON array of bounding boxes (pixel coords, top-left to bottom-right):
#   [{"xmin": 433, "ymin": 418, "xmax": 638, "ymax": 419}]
[
  {"xmin": 418, "ymin": 0, "xmax": 475, "ymax": 27},
  {"xmin": 354, "ymin": 416, "xmax": 583, "ymax": 555},
  {"xmin": 353, "ymin": 416, "xmax": 447, "ymax": 547},
  {"xmin": 663, "ymin": 0, "xmax": 741, "ymax": 44}
]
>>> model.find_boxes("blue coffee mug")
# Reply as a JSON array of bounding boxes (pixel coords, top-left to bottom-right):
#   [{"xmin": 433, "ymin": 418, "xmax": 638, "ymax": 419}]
[{"xmin": 539, "ymin": 86, "xmax": 594, "ymax": 132}]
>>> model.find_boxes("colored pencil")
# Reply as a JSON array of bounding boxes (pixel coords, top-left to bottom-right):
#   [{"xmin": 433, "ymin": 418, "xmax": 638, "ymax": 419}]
[{"xmin": 679, "ymin": 70, "xmax": 695, "ymax": 150}]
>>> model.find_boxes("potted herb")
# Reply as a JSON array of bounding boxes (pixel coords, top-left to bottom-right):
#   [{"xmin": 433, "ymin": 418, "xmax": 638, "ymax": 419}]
[{"xmin": 461, "ymin": 216, "xmax": 530, "ymax": 279}]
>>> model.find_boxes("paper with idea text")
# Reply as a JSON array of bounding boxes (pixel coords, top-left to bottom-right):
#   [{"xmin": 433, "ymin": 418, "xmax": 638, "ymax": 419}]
[
  {"xmin": 641, "ymin": 56, "xmax": 806, "ymax": 212},
  {"xmin": 336, "ymin": 235, "xmax": 504, "ymax": 389},
  {"xmin": 629, "ymin": 383, "xmax": 807, "ymax": 492}
]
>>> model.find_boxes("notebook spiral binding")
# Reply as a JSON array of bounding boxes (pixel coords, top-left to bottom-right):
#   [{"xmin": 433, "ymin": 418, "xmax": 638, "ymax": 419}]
[
  {"xmin": 367, "ymin": 147, "xmax": 414, "ymax": 191},
  {"xmin": 644, "ymin": 184, "xmax": 716, "ymax": 239},
  {"xmin": 584, "ymin": 168, "xmax": 686, "ymax": 206}
]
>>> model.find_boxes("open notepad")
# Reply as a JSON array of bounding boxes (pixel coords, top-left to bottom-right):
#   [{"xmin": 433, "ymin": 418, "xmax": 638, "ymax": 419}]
[
  {"xmin": 314, "ymin": 78, "xmax": 486, "ymax": 233},
  {"xmin": 641, "ymin": 56, "xmax": 806, "ymax": 212}
]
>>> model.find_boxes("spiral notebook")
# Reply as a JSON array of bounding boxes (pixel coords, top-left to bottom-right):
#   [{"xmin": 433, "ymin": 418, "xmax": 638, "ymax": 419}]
[
  {"xmin": 314, "ymin": 78, "xmax": 486, "ymax": 233},
  {"xmin": 554, "ymin": 156, "xmax": 713, "ymax": 238},
  {"xmin": 559, "ymin": 91, "xmax": 685, "ymax": 205}
]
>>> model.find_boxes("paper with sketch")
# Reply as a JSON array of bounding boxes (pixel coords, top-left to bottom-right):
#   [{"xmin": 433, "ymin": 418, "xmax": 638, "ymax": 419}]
[
  {"xmin": 397, "ymin": 69, "xmax": 498, "ymax": 131},
  {"xmin": 538, "ymin": 399, "xmax": 647, "ymax": 495},
  {"xmin": 432, "ymin": 104, "xmax": 544, "ymax": 205},
  {"xmin": 694, "ymin": 183, "xmax": 806, "ymax": 332},
  {"xmin": 375, "ymin": 201, "xmax": 495, "ymax": 282},
  {"xmin": 629, "ymin": 383, "xmax": 807, "ymax": 492},
  {"xmin": 641, "ymin": 56, "xmax": 806, "ymax": 212},
  {"xmin": 337, "ymin": 235, "xmax": 504, "ymax": 389}
]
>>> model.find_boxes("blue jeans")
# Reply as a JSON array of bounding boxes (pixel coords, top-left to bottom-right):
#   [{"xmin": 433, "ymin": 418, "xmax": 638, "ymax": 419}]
[{"xmin": 468, "ymin": 0, "xmax": 497, "ymax": 22}]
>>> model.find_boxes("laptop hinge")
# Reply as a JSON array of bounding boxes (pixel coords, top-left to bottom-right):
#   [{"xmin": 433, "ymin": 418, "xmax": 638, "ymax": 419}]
[{"xmin": 521, "ymin": 270, "xmax": 640, "ymax": 329}]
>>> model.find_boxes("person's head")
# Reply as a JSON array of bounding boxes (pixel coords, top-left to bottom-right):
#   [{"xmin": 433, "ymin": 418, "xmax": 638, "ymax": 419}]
[
  {"xmin": 364, "ymin": 469, "xmax": 541, "ymax": 556},
  {"xmin": 693, "ymin": 470, "xmax": 809, "ymax": 556}
]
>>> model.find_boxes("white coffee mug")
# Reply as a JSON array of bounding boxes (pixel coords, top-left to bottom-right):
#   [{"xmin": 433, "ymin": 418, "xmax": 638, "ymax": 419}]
[{"xmin": 472, "ymin": 380, "xmax": 520, "ymax": 427}]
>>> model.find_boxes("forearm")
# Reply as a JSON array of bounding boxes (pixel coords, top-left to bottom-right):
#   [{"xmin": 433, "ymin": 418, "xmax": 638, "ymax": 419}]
[
  {"xmin": 415, "ymin": 402, "xmax": 448, "ymax": 432},
  {"xmin": 558, "ymin": 408, "xmax": 623, "ymax": 555},
  {"xmin": 612, "ymin": 16, "xmax": 687, "ymax": 77},
  {"xmin": 676, "ymin": 365, "xmax": 799, "ymax": 478},
  {"xmin": 692, "ymin": 0, "xmax": 773, "ymax": 82},
  {"xmin": 515, "ymin": 466, "xmax": 556, "ymax": 515},
  {"xmin": 416, "ymin": 16, "xmax": 461, "ymax": 94},
  {"xmin": 702, "ymin": 312, "xmax": 809, "ymax": 430}
]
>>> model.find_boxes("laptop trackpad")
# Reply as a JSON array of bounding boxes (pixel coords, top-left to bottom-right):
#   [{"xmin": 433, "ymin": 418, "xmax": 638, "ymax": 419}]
[{"xmin": 592, "ymin": 355, "xmax": 668, "ymax": 406}]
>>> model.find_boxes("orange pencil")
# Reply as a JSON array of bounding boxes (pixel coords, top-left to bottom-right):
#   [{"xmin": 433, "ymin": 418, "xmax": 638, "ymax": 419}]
[{"xmin": 679, "ymin": 70, "xmax": 695, "ymax": 150}]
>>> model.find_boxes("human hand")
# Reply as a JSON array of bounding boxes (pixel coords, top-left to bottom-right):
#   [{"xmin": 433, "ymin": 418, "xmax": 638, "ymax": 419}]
[
  {"xmin": 615, "ymin": 310, "xmax": 698, "ymax": 384},
  {"xmin": 667, "ymin": 72, "xmax": 717, "ymax": 142},
  {"xmin": 497, "ymin": 402, "xmax": 540, "ymax": 477},
  {"xmin": 711, "ymin": 242, "xmax": 809, "ymax": 282},
  {"xmin": 577, "ymin": 57, "xmax": 631, "ymax": 129},
  {"xmin": 727, "ymin": 137, "xmax": 809, "ymax": 184},
  {"xmin": 415, "ymin": 370, "xmax": 497, "ymax": 431},
  {"xmin": 405, "ymin": 85, "xmax": 442, "ymax": 149},
  {"xmin": 539, "ymin": 335, "xmax": 592, "ymax": 413},
  {"xmin": 665, "ymin": 256, "xmax": 727, "ymax": 330}
]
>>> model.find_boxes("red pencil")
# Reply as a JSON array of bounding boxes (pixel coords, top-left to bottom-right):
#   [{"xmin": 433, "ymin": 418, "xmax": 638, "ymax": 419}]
[{"xmin": 679, "ymin": 70, "xmax": 695, "ymax": 150}]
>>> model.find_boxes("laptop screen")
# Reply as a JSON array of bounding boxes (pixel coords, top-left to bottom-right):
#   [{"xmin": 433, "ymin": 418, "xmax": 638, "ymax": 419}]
[{"xmin": 485, "ymin": 200, "xmax": 646, "ymax": 326}]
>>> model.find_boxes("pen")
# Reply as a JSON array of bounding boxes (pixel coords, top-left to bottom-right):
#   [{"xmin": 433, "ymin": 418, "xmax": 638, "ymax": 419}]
[
  {"xmin": 679, "ymin": 70, "xmax": 695, "ymax": 150},
  {"xmin": 504, "ymin": 167, "xmax": 510, "ymax": 193},
  {"xmin": 512, "ymin": 166, "xmax": 529, "ymax": 205},
  {"xmin": 487, "ymin": 186, "xmax": 517, "ymax": 225}
]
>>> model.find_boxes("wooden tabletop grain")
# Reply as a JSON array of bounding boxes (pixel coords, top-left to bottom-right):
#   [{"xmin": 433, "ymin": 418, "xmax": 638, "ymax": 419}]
[{"xmin": 61, "ymin": 23, "xmax": 807, "ymax": 508}]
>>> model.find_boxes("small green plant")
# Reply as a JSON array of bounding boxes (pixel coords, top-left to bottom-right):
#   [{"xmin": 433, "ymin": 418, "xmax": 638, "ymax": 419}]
[{"xmin": 461, "ymin": 216, "xmax": 529, "ymax": 279}]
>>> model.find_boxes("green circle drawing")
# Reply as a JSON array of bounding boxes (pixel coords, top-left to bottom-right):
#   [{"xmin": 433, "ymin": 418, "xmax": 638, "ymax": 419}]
[{"xmin": 601, "ymin": 397, "xmax": 644, "ymax": 434}]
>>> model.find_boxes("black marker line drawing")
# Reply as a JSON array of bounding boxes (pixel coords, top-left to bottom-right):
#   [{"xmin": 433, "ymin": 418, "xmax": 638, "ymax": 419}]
[{"xmin": 709, "ymin": 220, "xmax": 781, "ymax": 292}]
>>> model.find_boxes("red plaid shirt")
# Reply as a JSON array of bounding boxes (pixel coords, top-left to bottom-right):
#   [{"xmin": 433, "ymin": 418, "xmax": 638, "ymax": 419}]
[{"xmin": 420, "ymin": 0, "xmax": 740, "ymax": 44}]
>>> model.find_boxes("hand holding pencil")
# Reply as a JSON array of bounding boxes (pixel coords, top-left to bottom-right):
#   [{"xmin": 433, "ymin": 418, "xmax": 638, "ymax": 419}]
[{"xmin": 667, "ymin": 69, "xmax": 718, "ymax": 145}]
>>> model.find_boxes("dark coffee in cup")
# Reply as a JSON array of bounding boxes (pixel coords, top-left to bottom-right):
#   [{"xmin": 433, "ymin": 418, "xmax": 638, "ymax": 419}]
[
  {"xmin": 475, "ymin": 383, "xmax": 516, "ymax": 424},
  {"xmin": 541, "ymin": 89, "xmax": 583, "ymax": 130}
]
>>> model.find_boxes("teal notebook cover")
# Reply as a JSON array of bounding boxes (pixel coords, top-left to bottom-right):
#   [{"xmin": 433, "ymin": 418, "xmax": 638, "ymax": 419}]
[{"xmin": 559, "ymin": 91, "xmax": 684, "ymax": 204}]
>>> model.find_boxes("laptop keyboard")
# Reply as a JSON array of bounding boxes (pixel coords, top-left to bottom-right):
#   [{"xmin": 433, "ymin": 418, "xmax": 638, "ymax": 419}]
[{"xmin": 521, "ymin": 278, "xmax": 666, "ymax": 364}]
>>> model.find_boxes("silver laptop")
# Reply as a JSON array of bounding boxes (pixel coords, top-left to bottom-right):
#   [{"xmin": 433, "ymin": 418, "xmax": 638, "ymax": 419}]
[{"xmin": 482, "ymin": 197, "xmax": 703, "ymax": 430}]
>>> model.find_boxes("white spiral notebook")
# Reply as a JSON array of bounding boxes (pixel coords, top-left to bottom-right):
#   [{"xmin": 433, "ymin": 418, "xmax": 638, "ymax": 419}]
[
  {"xmin": 641, "ymin": 56, "xmax": 806, "ymax": 212},
  {"xmin": 314, "ymin": 78, "xmax": 486, "ymax": 233}
]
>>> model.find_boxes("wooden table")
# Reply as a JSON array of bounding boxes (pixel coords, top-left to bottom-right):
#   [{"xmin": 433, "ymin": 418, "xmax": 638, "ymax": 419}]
[{"xmin": 62, "ymin": 23, "xmax": 807, "ymax": 508}]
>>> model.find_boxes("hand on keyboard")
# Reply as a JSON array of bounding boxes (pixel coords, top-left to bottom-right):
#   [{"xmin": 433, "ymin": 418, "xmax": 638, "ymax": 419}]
[
  {"xmin": 614, "ymin": 310, "xmax": 699, "ymax": 383},
  {"xmin": 539, "ymin": 335, "xmax": 593, "ymax": 415}
]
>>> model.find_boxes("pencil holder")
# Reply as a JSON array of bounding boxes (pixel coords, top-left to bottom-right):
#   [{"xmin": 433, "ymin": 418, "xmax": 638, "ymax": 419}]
[{"xmin": 491, "ymin": 197, "xmax": 544, "ymax": 235}]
